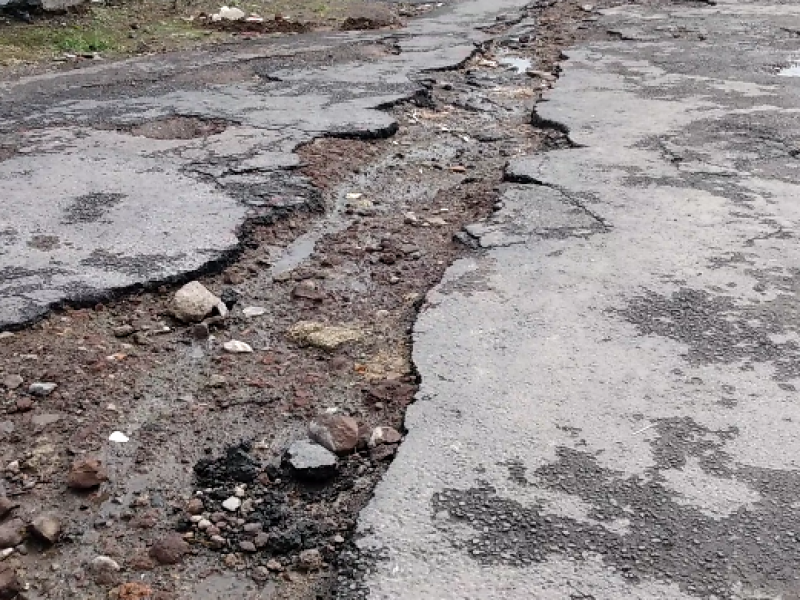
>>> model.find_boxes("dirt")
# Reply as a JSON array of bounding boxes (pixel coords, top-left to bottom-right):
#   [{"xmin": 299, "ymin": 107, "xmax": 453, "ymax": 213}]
[{"xmin": 0, "ymin": 0, "xmax": 621, "ymax": 599}]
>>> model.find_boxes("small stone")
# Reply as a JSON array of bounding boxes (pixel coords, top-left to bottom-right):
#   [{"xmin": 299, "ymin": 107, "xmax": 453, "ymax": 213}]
[
  {"xmin": 223, "ymin": 340, "xmax": 253, "ymax": 354},
  {"xmin": 308, "ymin": 414, "xmax": 359, "ymax": 454},
  {"xmin": 287, "ymin": 321, "xmax": 362, "ymax": 352},
  {"xmin": 197, "ymin": 519, "xmax": 212, "ymax": 530},
  {"xmin": 28, "ymin": 382, "xmax": 57, "ymax": 396},
  {"xmin": 239, "ymin": 541, "xmax": 257, "ymax": 553},
  {"xmin": 108, "ymin": 431, "xmax": 130, "ymax": 443},
  {"xmin": 252, "ymin": 565, "xmax": 270, "ymax": 582},
  {"xmin": 297, "ymin": 548, "xmax": 323, "ymax": 571},
  {"xmin": 284, "ymin": 440, "xmax": 338, "ymax": 481},
  {"xmin": 209, "ymin": 535, "xmax": 226, "ymax": 549},
  {"xmin": 221, "ymin": 497, "xmax": 241, "ymax": 512},
  {"xmin": 219, "ymin": 5, "xmax": 245, "ymax": 19},
  {"xmin": 5, "ymin": 462, "xmax": 18, "ymax": 475},
  {"xmin": 426, "ymin": 217, "xmax": 447, "ymax": 227},
  {"xmin": 192, "ymin": 323, "xmax": 210, "ymax": 340},
  {"xmin": 68, "ymin": 457, "xmax": 108, "ymax": 490},
  {"xmin": 242, "ymin": 306, "xmax": 266, "ymax": 318},
  {"xmin": 114, "ymin": 582, "xmax": 153, "ymax": 599},
  {"xmin": 1, "ymin": 376, "xmax": 22, "ymax": 390},
  {"xmin": 207, "ymin": 374, "xmax": 227, "ymax": 388},
  {"xmin": 0, "ymin": 498, "xmax": 15, "ymax": 520},
  {"xmin": 333, "ymin": 535, "xmax": 345, "ymax": 544},
  {"xmin": 149, "ymin": 534, "xmax": 190, "ymax": 565},
  {"xmin": 0, "ymin": 520, "xmax": 25, "ymax": 549},
  {"xmin": 404, "ymin": 212, "xmax": 418, "ymax": 225},
  {"xmin": 266, "ymin": 558, "xmax": 283, "ymax": 571},
  {"xmin": 14, "ymin": 398, "xmax": 32, "ymax": 413},
  {"xmin": 223, "ymin": 269, "xmax": 245, "ymax": 285},
  {"xmin": 253, "ymin": 532, "xmax": 270, "ymax": 549},
  {"xmin": 0, "ymin": 549, "xmax": 13, "ymax": 560},
  {"xmin": 91, "ymin": 555, "xmax": 121, "ymax": 572},
  {"xmin": 370, "ymin": 444, "xmax": 398, "ymax": 462},
  {"xmin": 234, "ymin": 485, "xmax": 246, "ymax": 498},
  {"xmin": 242, "ymin": 522, "xmax": 262, "ymax": 533},
  {"xmin": 185, "ymin": 498, "xmax": 204, "ymax": 515},
  {"xmin": 368, "ymin": 426, "xmax": 402, "ymax": 448},
  {"xmin": 172, "ymin": 281, "xmax": 224, "ymax": 323},
  {"xmin": 113, "ymin": 325, "xmax": 135, "ymax": 338},
  {"xmin": 29, "ymin": 514, "xmax": 61, "ymax": 544},
  {"xmin": 223, "ymin": 553, "xmax": 239, "ymax": 568}
]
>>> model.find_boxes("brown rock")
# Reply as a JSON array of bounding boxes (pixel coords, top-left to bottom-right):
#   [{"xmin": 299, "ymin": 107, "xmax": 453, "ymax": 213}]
[
  {"xmin": 149, "ymin": 534, "xmax": 190, "ymax": 565},
  {"xmin": 116, "ymin": 582, "xmax": 153, "ymax": 600},
  {"xmin": 127, "ymin": 552, "xmax": 155, "ymax": 571},
  {"xmin": 368, "ymin": 426, "xmax": 403, "ymax": 448},
  {"xmin": 14, "ymin": 399, "xmax": 32, "ymax": 413},
  {"xmin": 1, "ymin": 375, "xmax": 22, "ymax": 390},
  {"xmin": 297, "ymin": 548, "xmax": 323, "ymax": 571},
  {"xmin": 308, "ymin": 414, "xmax": 359, "ymax": 454},
  {"xmin": 253, "ymin": 532, "xmax": 269, "ymax": 549},
  {"xmin": 29, "ymin": 514, "xmax": 61, "ymax": 544},
  {"xmin": 68, "ymin": 457, "xmax": 108, "ymax": 490},
  {"xmin": 0, "ymin": 498, "xmax": 16, "ymax": 520},
  {"xmin": 239, "ymin": 540, "xmax": 256, "ymax": 553},
  {"xmin": 185, "ymin": 498, "xmax": 204, "ymax": 515},
  {"xmin": 0, "ymin": 567, "xmax": 21, "ymax": 600},
  {"xmin": 266, "ymin": 558, "xmax": 283, "ymax": 572},
  {"xmin": 0, "ymin": 520, "xmax": 25, "ymax": 549},
  {"xmin": 370, "ymin": 444, "xmax": 398, "ymax": 462}
]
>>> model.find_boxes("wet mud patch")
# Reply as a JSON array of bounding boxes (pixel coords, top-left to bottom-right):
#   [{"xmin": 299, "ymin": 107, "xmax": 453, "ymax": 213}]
[
  {"xmin": 115, "ymin": 116, "xmax": 229, "ymax": 140},
  {"xmin": 618, "ymin": 286, "xmax": 800, "ymax": 380},
  {"xmin": 432, "ymin": 417, "xmax": 800, "ymax": 599}
]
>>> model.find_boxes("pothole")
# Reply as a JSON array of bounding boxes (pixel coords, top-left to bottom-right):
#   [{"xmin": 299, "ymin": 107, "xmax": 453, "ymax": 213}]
[{"xmin": 115, "ymin": 116, "xmax": 230, "ymax": 140}]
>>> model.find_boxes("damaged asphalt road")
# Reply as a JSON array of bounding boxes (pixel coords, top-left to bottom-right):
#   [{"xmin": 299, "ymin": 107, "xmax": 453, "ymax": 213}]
[
  {"xmin": 6, "ymin": 0, "xmax": 800, "ymax": 598},
  {"xmin": 0, "ymin": 0, "xmax": 528, "ymax": 329},
  {"xmin": 349, "ymin": 0, "xmax": 800, "ymax": 599}
]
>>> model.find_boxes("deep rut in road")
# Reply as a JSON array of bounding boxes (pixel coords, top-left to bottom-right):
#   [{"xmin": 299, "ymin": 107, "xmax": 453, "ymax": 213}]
[{"xmin": 0, "ymin": 2, "xmax": 610, "ymax": 598}]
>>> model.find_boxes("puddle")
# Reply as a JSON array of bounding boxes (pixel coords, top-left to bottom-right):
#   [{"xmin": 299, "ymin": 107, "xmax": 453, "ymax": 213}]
[
  {"xmin": 498, "ymin": 54, "xmax": 532, "ymax": 73},
  {"xmin": 778, "ymin": 63, "xmax": 800, "ymax": 77}
]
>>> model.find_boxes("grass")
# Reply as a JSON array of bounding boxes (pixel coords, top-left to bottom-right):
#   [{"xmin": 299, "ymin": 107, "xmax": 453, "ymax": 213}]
[
  {"xmin": 54, "ymin": 29, "xmax": 115, "ymax": 53},
  {"xmin": 0, "ymin": 0, "xmax": 374, "ymax": 68}
]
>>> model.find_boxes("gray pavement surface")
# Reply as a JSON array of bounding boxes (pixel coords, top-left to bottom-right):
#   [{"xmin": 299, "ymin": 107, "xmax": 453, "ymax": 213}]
[
  {"xmin": 351, "ymin": 1, "xmax": 800, "ymax": 598},
  {"xmin": 0, "ymin": 0, "xmax": 528, "ymax": 329}
]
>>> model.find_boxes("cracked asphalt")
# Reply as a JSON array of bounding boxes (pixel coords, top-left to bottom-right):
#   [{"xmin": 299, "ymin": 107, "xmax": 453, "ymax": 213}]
[
  {"xmin": 4, "ymin": 0, "xmax": 800, "ymax": 598},
  {"xmin": 349, "ymin": 0, "xmax": 800, "ymax": 598},
  {"xmin": 0, "ymin": 0, "xmax": 524, "ymax": 329}
]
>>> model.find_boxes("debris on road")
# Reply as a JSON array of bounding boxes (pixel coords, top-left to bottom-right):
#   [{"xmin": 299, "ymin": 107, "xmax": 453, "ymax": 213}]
[
  {"xmin": 29, "ymin": 514, "xmax": 61, "ymax": 544},
  {"xmin": 28, "ymin": 382, "xmax": 56, "ymax": 397},
  {"xmin": 222, "ymin": 339, "xmax": 253, "ymax": 354},
  {"xmin": 171, "ymin": 281, "xmax": 226, "ymax": 323},
  {"xmin": 287, "ymin": 321, "xmax": 363, "ymax": 352},
  {"xmin": 284, "ymin": 440, "xmax": 338, "ymax": 480},
  {"xmin": 309, "ymin": 414, "xmax": 360, "ymax": 454},
  {"xmin": 67, "ymin": 458, "xmax": 108, "ymax": 490}
]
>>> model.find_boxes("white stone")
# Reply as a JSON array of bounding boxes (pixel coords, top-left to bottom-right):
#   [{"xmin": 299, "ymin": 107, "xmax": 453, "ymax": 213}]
[
  {"xmin": 108, "ymin": 431, "xmax": 129, "ymax": 443},
  {"xmin": 242, "ymin": 306, "xmax": 266, "ymax": 318},
  {"xmin": 90, "ymin": 556, "xmax": 120, "ymax": 571},
  {"xmin": 222, "ymin": 497, "xmax": 241, "ymax": 512},
  {"xmin": 223, "ymin": 340, "xmax": 253, "ymax": 354},
  {"xmin": 172, "ymin": 281, "xmax": 222, "ymax": 323},
  {"xmin": 219, "ymin": 5, "xmax": 245, "ymax": 20}
]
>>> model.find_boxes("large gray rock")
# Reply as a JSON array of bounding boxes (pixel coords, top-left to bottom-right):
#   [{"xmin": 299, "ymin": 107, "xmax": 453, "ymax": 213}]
[{"xmin": 284, "ymin": 440, "xmax": 338, "ymax": 481}]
